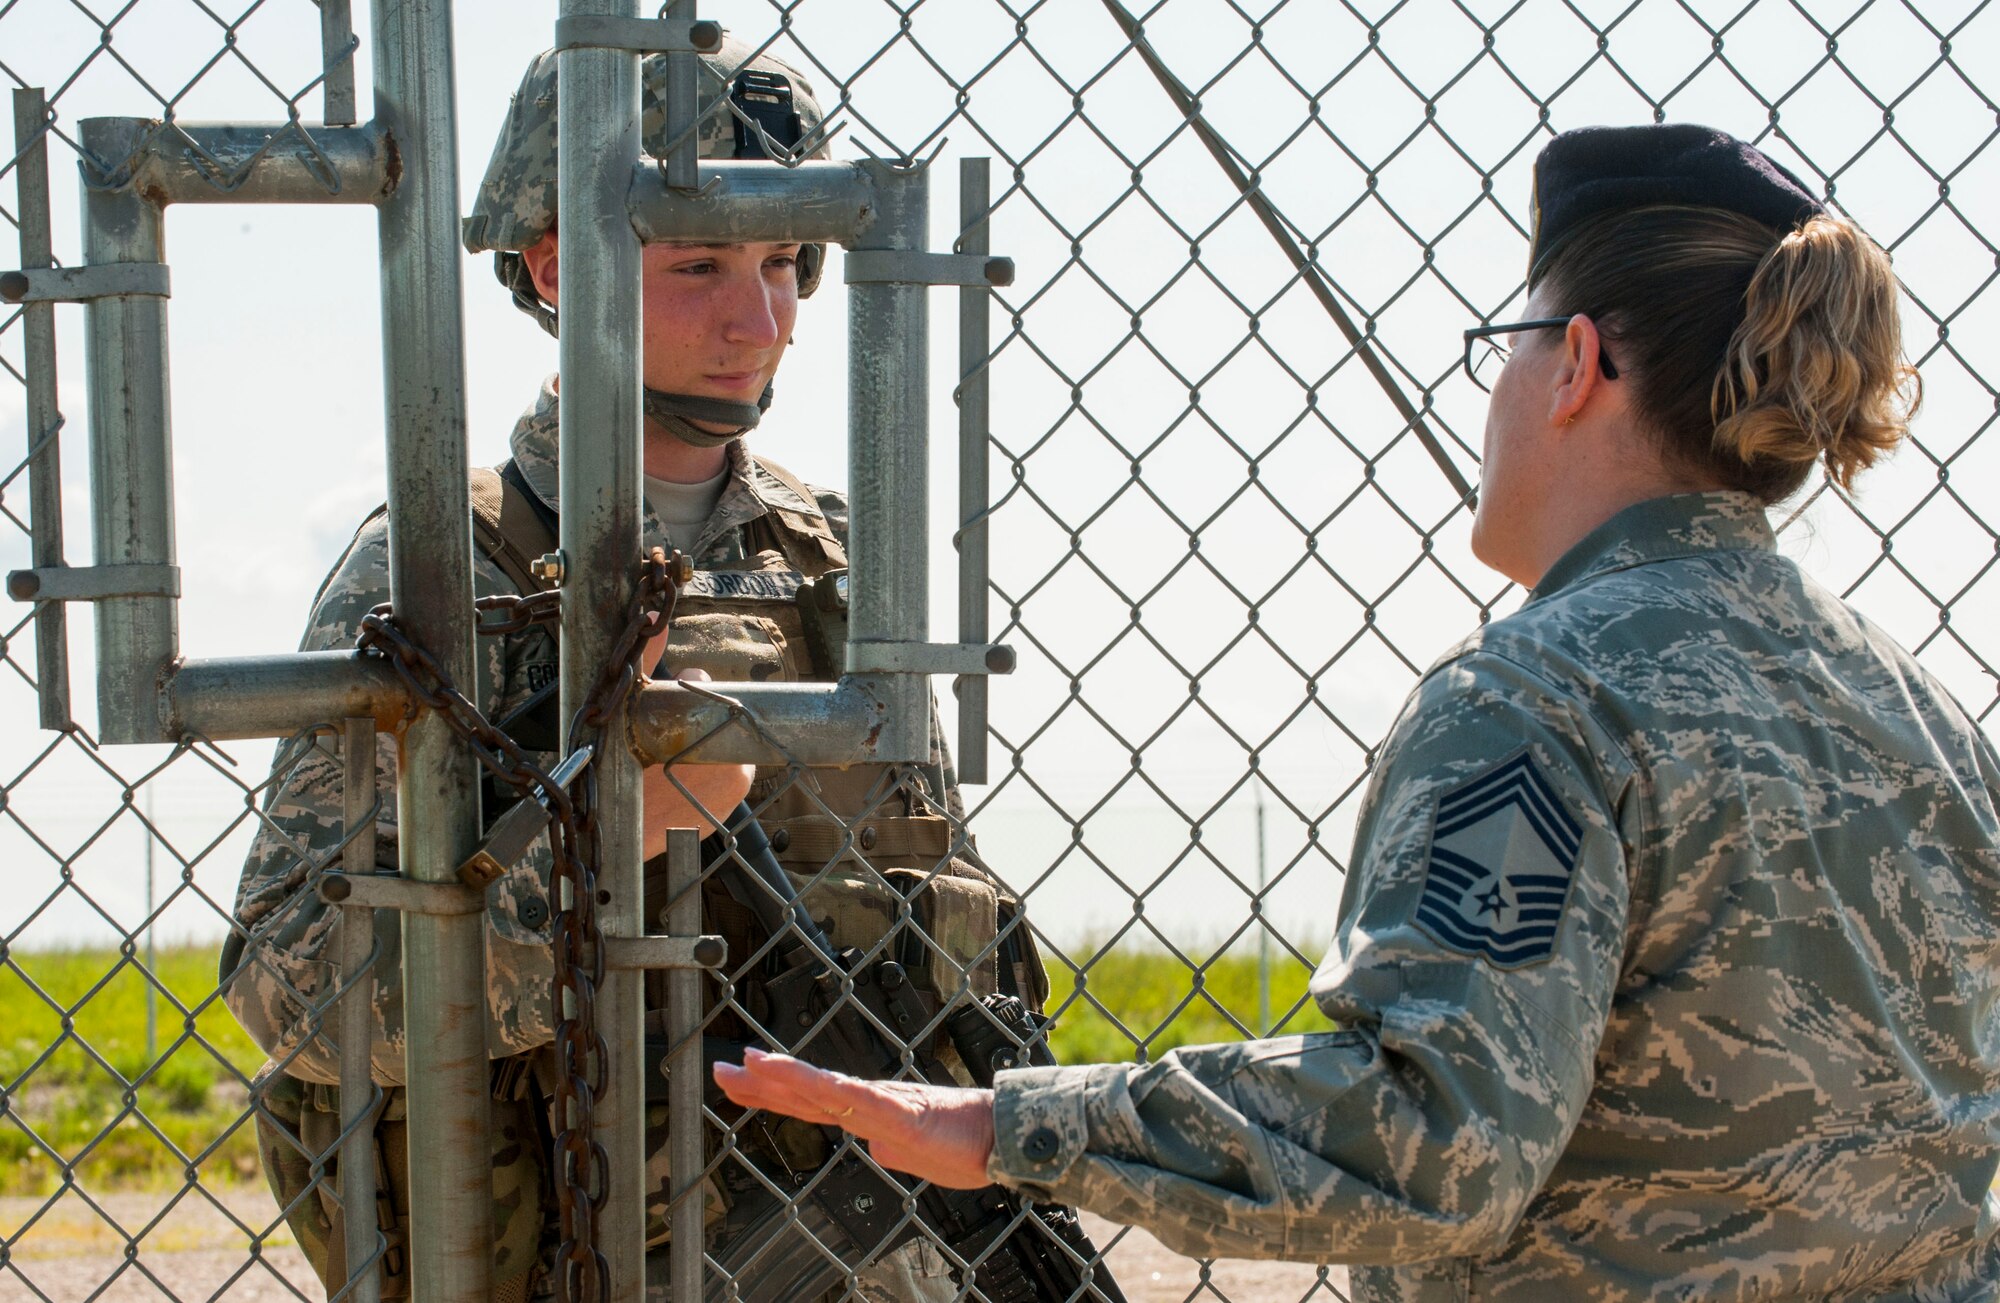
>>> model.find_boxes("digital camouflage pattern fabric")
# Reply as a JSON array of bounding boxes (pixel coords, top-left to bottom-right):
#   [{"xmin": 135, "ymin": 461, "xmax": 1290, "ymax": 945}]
[{"xmin": 987, "ymin": 491, "xmax": 2000, "ymax": 1302}]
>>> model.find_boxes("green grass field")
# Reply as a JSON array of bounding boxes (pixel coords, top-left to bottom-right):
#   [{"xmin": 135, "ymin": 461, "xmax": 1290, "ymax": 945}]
[
  {"xmin": 0, "ymin": 940, "xmax": 1330, "ymax": 1193},
  {"xmin": 0, "ymin": 946, "xmax": 267, "ymax": 1196},
  {"xmin": 1039, "ymin": 941, "xmax": 1335, "ymax": 1063}
]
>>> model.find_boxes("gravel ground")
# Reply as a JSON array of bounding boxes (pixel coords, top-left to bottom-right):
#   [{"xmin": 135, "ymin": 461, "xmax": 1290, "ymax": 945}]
[
  {"xmin": 0, "ymin": 1192, "xmax": 1347, "ymax": 1302},
  {"xmin": 1, "ymin": 1187, "xmax": 316, "ymax": 1302}
]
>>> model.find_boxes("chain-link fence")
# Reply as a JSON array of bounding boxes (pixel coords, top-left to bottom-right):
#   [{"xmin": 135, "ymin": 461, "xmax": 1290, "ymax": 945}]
[{"xmin": 3, "ymin": 0, "xmax": 1995, "ymax": 1298}]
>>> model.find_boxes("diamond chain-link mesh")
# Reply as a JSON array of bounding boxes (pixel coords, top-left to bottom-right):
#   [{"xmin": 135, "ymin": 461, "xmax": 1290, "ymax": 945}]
[{"xmin": 3, "ymin": 0, "xmax": 1996, "ymax": 1299}]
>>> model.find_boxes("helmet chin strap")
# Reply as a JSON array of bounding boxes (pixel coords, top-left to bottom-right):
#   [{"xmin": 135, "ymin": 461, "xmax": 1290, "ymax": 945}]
[{"xmin": 643, "ymin": 384, "xmax": 774, "ymax": 449}]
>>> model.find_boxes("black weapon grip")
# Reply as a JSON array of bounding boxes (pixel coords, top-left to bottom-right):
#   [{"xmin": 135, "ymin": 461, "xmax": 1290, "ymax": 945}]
[{"xmin": 706, "ymin": 801, "xmax": 842, "ymax": 970}]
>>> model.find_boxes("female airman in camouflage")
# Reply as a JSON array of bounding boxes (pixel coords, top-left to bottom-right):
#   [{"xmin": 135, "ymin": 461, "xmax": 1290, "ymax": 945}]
[{"xmin": 718, "ymin": 124, "xmax": 2000, "ymax": 1303}]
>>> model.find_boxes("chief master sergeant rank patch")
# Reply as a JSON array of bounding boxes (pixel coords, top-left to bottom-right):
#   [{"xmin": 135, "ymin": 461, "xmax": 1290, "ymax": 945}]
[{"xmin": 1413, "ymin": 749, "xmax": 1582, "ymax": 969}]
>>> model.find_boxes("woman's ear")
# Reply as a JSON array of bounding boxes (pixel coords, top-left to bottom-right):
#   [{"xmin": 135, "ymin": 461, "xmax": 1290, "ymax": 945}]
[
  {"xmin": 521, "ymin": 228, "xmax": 561, "ymax": 305},
  {"xmin": 1549, "ymin": 314, "xmax": 1609, "ymax": 426}
]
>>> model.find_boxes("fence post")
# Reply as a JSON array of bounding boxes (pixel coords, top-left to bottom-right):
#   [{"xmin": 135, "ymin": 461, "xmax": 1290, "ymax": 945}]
[
  {"xmin": 340, "ymin": 716, "xmax": 383, "ymax": 1303},
  {"xmin": 665, "ymin": 827, "xmax": 704, "ymax": 1299},
  {"xmin": 11, "ymin": 88, "xmax": 70, "ymax": 732},
  {"xmin": 847, "ymin": 159, "xmax": 933, "ymax": 762},
  {"xmin": 555, "ymin": 1, "xmax": 648, "ymax": 1295},
  {"xmin": 957, "ymin": 157, "xmax": 993, "ymax": 784},
  {"xmin": 368, "ymin": 0, "xmax": 491, "ymax": 1297},
  {"xmin": 78, "ymin": 116, "xmax": 175, "ymax": 745}
]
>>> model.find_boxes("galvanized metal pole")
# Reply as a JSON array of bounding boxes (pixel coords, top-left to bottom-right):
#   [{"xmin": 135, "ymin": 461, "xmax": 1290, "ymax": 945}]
[
  {"xmin": 12, "ymin": 88, "xmax": 70, "ymax": 732},
  {"xmin": 665, "ymin": 827, "xmax": 704, "ymax": 1299},
  {"xmin": 144, "ymin": 783, "xmax": 157, "ymax": 1059},
  {"xmin": 847, "ymin": 159, "xmax": 933, "ymax": 762},
  {"xmin": 629, "ymin": 160, "xmax": 875, "ymax": 243},
  {"xmin": 628, "ymin": 676, "xmax": 896, "ymax": 767},
  {"xmin": 556, "ymin": 3, "xmax": 647, "ymax": 1296},
  {"xmin": 1255, "ymin": 780, "xmax": 1269, "ymax": 1036},
  {"xmin": 369, "ymin": 1, "xmax": 490, "ymax": 1298},
  {"xmin": 956, "ymin": 158, "xmax": 992, "ymax": 784},
  {"xmin": 318, "ymin": 0, "xmax": 357, "ymax": 127},
  {"xmin": 79, "ymin": 116, "xmax": 176, "ymax": 745},
  {"xmin": 162, "ymin": 653, "xmax": 409, "ymax": 740},
  {"xmin": 660, "ymin": 0, "xmax": 699, "ymax": 191},
  {"xmin": 340, "ymin": 717, "xmax": 383, "ymax": 1303},
  {"xmin": 94, "ymin": 120, "xmax": 394, "ymax": 205}
]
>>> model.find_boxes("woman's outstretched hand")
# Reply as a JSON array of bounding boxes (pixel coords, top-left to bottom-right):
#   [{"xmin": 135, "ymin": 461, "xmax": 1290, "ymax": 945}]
[{"xmin": 713, "ymin": 1047, "xmax": 999, "ymax": 1190}]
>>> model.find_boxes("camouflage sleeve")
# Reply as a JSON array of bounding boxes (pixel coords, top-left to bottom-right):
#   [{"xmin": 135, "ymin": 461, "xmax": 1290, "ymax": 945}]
[
  {"xmin": 985, "ymin": 649, "xmax": 1637, "ymax": 1264},
  {"xmin": 224, "ymin": 517, "xmax": 401, "ymax": 1073},
  {"xmin": 228, "ymin": 511, "xmax": 560, "ymax": 1080},
  {"xmin": 235, "ymin": 515, "xmax": 400, "ymax": 928}
]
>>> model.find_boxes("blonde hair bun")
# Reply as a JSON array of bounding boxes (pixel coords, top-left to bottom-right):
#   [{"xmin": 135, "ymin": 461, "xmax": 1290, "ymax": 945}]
[{"xmin": 1713, "ymin": 214, "xmax": 1920, "ymax": 489}]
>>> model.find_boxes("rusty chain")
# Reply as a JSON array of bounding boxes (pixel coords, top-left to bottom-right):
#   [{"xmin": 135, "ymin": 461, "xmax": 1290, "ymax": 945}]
[{"xmin": 355, "ymin": 546, "xmax": 687, "ymax": 1303}]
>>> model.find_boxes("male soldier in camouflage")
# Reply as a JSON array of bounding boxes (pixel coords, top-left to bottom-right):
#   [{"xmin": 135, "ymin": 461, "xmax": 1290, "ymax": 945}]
[
  {"xmin": 717, "ymin": 124, "xmax": 2000, "ymax": 1301},
  {"xmin": 225, "ymin": 36, "xmax": 1045, "ymax": 1302}
]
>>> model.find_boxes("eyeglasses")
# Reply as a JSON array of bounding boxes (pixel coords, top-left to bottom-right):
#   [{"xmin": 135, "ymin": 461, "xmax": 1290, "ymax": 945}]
[{"xmin": 1461, "ymin": 318, "xmax": 1620, "ymax": 393}]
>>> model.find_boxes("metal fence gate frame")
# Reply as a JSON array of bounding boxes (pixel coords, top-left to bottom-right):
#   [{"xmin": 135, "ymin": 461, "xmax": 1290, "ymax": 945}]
[{"xmin": 3, "ymin": 0, "xmax": 1996, "ymax": 1299}]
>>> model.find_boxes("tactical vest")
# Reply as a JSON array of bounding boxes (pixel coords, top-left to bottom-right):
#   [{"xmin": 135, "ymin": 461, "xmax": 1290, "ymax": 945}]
[
  {"xmin": 467, "ymin": 455, "xmax": 1047, "ymax": 1018},
  {"xmin": 484, "ymin": 453, "xmax": 1050, "ymax": 1282}
]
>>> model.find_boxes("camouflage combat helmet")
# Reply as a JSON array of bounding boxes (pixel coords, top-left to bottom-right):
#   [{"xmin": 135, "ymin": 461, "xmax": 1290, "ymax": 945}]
[{"xmin": 464, "ymin": 33, "xmax": 831, "ymax": 447}]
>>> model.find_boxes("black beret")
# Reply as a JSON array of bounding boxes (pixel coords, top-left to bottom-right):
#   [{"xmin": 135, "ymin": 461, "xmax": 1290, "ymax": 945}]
[{"xmin": 1528, "ymin": 124, "xmax": 1825, "ymax": 282}]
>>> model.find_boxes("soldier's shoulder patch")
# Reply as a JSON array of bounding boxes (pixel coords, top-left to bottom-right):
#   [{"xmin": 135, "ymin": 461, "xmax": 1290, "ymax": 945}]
[{"xmin": 1412, "ymin": 750, "xmax": 1582, "ymax": 969}]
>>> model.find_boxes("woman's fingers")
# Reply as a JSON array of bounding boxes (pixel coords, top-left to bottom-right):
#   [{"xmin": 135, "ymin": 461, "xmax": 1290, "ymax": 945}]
[
  {"xmin": 714, "ymin": 1049, "xmax": 998, "ymax": 1190},
  {"xmin": 715, "ymin": 1050, "xmax": 888, "ymax": 1128}
]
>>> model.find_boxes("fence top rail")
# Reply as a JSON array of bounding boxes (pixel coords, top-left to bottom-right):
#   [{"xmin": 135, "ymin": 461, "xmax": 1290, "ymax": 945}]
[
  {"xmin": 628, "ymin": 158, "xmax": 879, "ymax": 246},
  {"xmin": 76, "ymin": 116, "xmax": 396, "ymax": 207}
]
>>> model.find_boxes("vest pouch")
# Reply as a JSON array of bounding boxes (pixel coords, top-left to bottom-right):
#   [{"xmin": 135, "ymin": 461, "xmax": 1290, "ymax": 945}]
[
  {"xmin": 252, "ymin": 1063, "xmax": 345, "ymax": 1295},
  {"xmin": 670, "ymin": 549, "xmax": 821, "ymax": 688},
  {"xmin": 253, "ymin": 1068, "xmax": 416, "ymax": 1300},
  {"xmin": 997, "ymin": 895, "xmax": 1052, "ymax": 1012},
  {"xmin": 640, "ymin": 1034, "xmax": 732, "ymax": 1249},
  {"xmin": 764, "ymin": 814, "xmax": 1002, "ymax": 1006},
  {"xmin": 666, "ymin": 611, "xmax": 798, "ymax": 687}
]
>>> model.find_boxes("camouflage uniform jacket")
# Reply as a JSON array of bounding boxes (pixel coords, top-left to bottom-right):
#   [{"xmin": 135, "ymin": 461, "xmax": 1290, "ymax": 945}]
[
  {"xmin": 988, "ymin": 491, "xmax": 2000, "ymax": 1303},
  {"xmin": 226, "ymin": 376, "xmax": 984, "ymax": 1084}
]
